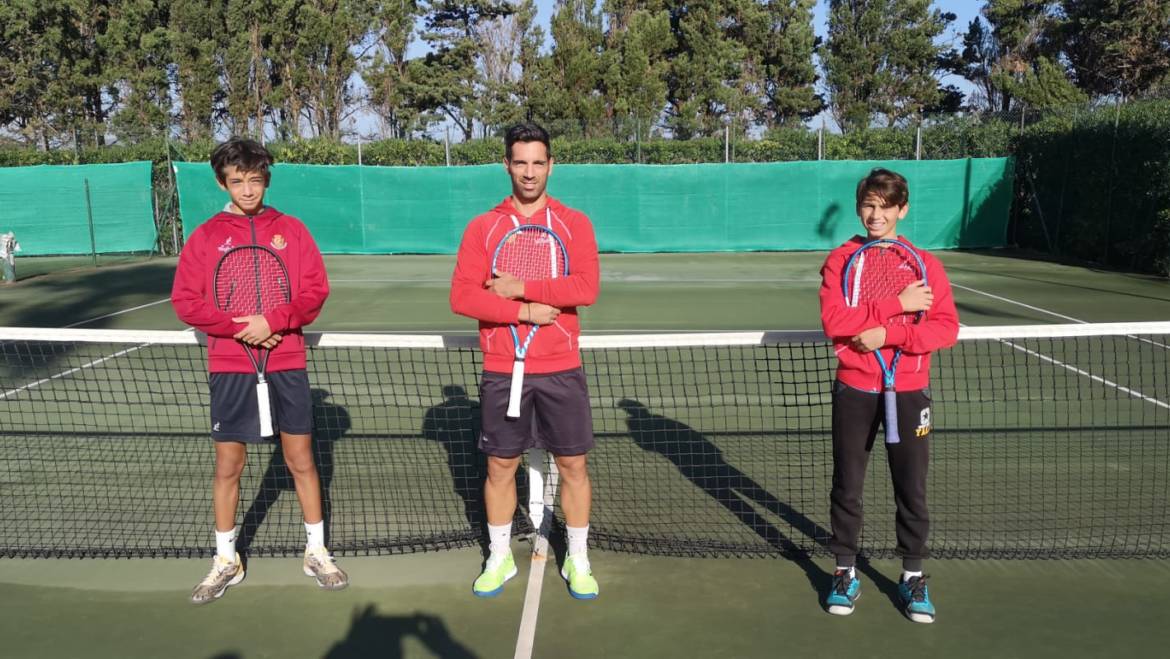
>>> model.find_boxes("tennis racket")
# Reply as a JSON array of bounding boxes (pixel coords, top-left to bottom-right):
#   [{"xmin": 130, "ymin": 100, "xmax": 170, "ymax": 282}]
[
  {"xmin": 842, "ymin": 239, "xmax": 928, "ymax": 444},
  {"xmin": 212, "ymin": 244, "xmax": 291, "ymax": 438},
  {"xmin": 490, "ymin": 224, "xmax": 570, "ymax": 418}
]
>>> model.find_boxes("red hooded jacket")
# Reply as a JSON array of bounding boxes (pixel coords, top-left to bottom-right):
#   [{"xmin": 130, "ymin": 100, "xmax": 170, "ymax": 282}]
[
  {"xmin": 171, "ymin": 206, "xmax": 329, "ymax": 373},
  {"xmin": 819, "ymin": 235, "xmax": 959, "ymax": 391},
  {"xmin": 450, "ymin": 196, "xmax": 600, "ymax": 374}
]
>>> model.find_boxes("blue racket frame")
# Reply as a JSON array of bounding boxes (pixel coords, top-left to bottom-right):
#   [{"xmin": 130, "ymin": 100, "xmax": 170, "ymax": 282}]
[{"xmin": 841, "ymin": 238, "xmax": 928, "ymax": 444}]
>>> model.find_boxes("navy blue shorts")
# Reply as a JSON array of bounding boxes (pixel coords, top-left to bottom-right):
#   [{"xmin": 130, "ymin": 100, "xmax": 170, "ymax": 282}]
[
  {"xmin": 208, "ymin": 369, "xmax": 312, "ymax": 443},
  {"xmin": 478, "ymin": 368, "xmax": 594, "ymax": 458}
]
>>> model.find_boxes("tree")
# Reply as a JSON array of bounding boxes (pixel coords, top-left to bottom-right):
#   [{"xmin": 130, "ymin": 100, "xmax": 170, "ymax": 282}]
[
  {"xmin": 601, "ymin": 3, "xmax": 673, "ymax": 139},
  {"xmin": 170, "ymin": 0, "xmax": 227, "ymax": 140},
  {"xmin": 740, "ymin": 0, "xmax": 822, "ymax": 128},
  {"xmin": 413, "ymin": 0, "xmax": 514, "ymax": 140},
  {"xmin": 822, "ymin": 0, "xmax": 953, "ymax": 132},
  {"xmin": 662, "ymin": 0, "xmax": 752, "ymax": 138},
  {"xmin": 1061, "ymin": 0, "xmax": 1170, "ymax": 98},
  {"xmin": 364, "ymin": 0, "xmax": 424, "ymax": 138}
]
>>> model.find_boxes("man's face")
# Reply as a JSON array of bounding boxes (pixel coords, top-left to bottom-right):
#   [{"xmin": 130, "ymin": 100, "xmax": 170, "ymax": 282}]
[{"xmin": 505, "ymin": 140, "xmax": 552, "ymax": 203}]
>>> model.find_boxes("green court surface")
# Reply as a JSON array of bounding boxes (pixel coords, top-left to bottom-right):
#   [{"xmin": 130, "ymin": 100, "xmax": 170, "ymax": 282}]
[
  {"xmin": 1, "ymin": 552, "xmax": 1168, "ymax": 658},
  {"xmin": 2, "ymin": 249, "xmax": 1170, "ymax": 658},
  {"xmin": 3, "ymin": 249, "xmax": 1170, "ymax": 330}
]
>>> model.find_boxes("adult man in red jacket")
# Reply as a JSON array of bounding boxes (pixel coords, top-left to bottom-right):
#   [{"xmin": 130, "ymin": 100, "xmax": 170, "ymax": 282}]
[
  {"xmin": 172, "ymin": 137, "xmax": 347, "ymax": 604},
  {"xmin": 450, "ymin": 123, "xmax": 601, "ymax": 600}
]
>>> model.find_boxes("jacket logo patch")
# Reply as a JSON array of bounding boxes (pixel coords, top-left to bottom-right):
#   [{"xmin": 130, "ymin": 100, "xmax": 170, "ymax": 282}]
[
  {"xmin": 217, "ymin": 237, "xmax": 234, "ymax": 253},
  {"xmin": 271, "ymin": 234, "xmax": 287, "ymax": 250}
]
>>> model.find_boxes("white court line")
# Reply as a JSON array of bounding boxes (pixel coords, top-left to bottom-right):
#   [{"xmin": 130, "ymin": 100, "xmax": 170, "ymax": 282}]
[
  {"xmin": 1, "ymin": 327, "xmax": 194, "ymax": 400},
  {"xmin": 953, "ymin": 283, "xmax": 1170, "ymax": 350},
  {"xmin": 953, "ymin": 284, "xmax": 1169, "ymax": 408},
  {"xmin": 952, "ymin": 283, "xmax": 1087, "ymax": 323},
  {"xmin": 994, "ymin": 335, "xmax": 1170, "ymax": 410},
  {"xmin": 65, "ymin": 297, "xmax": 171, "ymax": 328}
]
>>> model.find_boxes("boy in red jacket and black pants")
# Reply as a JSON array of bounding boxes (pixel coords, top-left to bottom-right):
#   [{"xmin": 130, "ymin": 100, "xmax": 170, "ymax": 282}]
[
  {"xmin": 450, "ymin": 123, "xmax": 601, "ymax": 600},
  {"xmin": 172, "ymin": 138, "xmax": 347, "ymax": 604},
  {"xmin": 818, "ymin": 169, "xmax": 959, "ymax": 623}
]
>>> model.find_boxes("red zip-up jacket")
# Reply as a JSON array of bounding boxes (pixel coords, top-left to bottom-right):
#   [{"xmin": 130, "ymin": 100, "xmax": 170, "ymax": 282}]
[
  {"xmin": 171, "ymin": 206, "xmax": 329, "ymax": 373},
  {"xmin": 818, "ymin": 235, "xmax": 959, "ymax": 392},
  {"xmin": 450, "ymin": 196, "xmax": 600, "ymax": 374}
]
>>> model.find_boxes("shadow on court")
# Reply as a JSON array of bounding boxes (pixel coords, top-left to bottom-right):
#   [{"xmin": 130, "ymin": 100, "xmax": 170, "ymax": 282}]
[
  {"xmin": 422, "ymin": 384, "xmax": 487, "ymax": 551},
  {"xmin": 615, "ymin": 398, "xmax": 903, "ymax": 610},
  {"xmin": 323, "ymin": 606, "xmax": 477, "ymax": 659},
  {"xmin": 237, "ymin": 388, "xmax": 350, "ymax": 554}
]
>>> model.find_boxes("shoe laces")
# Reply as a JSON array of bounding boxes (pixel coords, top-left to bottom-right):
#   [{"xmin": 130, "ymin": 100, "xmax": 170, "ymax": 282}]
[
  {"xmin": 307, "ymin": 546, "xmax": 340, "ymax": 573},
  {"xmin": 831, "ymin": 569, "xmax": 853, "ymax": 595},
  {"xmin": 905, "ymin": 574, "xmax": 930, "ymax": 602},
  {"xmin": 201, "ymin": 554, "xmax": 237, "ymax": 585},
  {"xmin": 484, "ymin": 551, "xmax": 510, "ymax": 571},
  {"xmin": 568, "ymin": 553, "xmax": 591, "ymax": 575}
]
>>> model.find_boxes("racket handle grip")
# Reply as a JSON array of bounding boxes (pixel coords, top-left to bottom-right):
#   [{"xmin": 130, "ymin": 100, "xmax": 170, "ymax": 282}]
[
  {"xmin": 884, "ymin": 389, "xmax": 900, "ymax": 444},
  {"xmin": 506, "ymin": 359, "xmax": 525, "ymax": 418},
  {"xmin": 527, "ymin": 448, "xmax": 547, "ymax": 530},
  {"xmin": 257, "ymin": 381, "xmax": 274, "ymax": 438}
]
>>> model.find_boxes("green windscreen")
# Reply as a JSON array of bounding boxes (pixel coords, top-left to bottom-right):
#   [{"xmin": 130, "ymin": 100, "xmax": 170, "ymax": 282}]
[
  {"xmin": 0, "ymin": 161, "xmax": 156, "ymax": 256},
  {"xmin": 176, "ymin": 159, "xmax": 1012, "ymax": 253}
]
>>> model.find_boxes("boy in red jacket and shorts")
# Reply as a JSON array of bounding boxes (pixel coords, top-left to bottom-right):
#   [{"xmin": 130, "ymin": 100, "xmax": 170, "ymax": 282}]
[{"xmin": 172, "ymin": 137, "xmax": 347, "ymax": 604}]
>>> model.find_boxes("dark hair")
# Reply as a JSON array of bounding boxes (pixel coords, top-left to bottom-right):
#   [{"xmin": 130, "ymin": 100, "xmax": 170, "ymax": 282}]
[
  {"xmin": 504, "ymin": 123, "xmax": 551, "ymax": 160},
  {"xmin": 855, "ymin": 168, "xmax": 909, "ymax": 209},
  {"xmin": 210, "ymin": 137, "xmax": 275, "ymax": 184}
]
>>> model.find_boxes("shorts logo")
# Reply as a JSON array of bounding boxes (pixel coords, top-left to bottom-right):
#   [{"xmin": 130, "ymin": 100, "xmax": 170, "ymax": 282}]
[
  {"xmin": 271, "ymin": 234, "xmax": 287, "ymax": 250},
  {"xmin": 213, "ymin": 421, "xmax": 221, "ymax": 432},
  {"xmin": 915, "ymin": 407, "xmax": 932, "ymax": 438},
  {"xmin": 217, "ymin": 237, "xmax": 234, "ymax": 253}
]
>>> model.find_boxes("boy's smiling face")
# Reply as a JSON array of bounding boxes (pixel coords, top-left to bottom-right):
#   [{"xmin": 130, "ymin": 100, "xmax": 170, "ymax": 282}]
[
  {"xmin": 219, "ymin": 165, "xmax": 268, "ymax": 215},
  {"xmin": 856, "ymin": 192, "xmax": 909, "ymax": 240}
]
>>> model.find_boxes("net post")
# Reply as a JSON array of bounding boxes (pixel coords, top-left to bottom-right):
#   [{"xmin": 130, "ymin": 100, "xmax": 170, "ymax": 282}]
[{"xmin": 84, "ymin": 178, "xmax": 98, "ymax": 267}]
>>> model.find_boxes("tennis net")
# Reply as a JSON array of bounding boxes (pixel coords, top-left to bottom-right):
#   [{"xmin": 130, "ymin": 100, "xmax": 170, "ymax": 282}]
[{"xmin": 1, "ymin": 323, "xmax": 1167, "ymax": 559}]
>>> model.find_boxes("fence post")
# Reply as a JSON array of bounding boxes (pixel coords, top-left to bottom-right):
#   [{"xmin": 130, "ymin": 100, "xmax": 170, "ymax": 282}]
[
  {"xmin": 357, "ymin": 135, "xmax": 363, "ymax": 166},
  {"xmin": 84, "ymin": 179, "xmax": 98, "ymax": 267},
  {"xmin": 915, "ymin": 122, "xmax": 922, "ymax": 160},
  {"xmin": 444, "ymin": 128, "xmax": 451, "ymax": 167},
  {"xmin": 724, "ymin": 125, "xmax": 730, "ymax": 163},
  {"xmin": 817, "ymin": 120, "xmax": 824, "ymax": 160}
]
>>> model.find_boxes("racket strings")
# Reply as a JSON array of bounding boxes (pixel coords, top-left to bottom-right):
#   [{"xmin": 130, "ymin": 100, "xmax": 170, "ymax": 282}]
[
  {"xmin": 853, "ymin": 247, "xmax": 921, "ymax": 326},
  {"xmin": 493, "ymin": 230, "xmax": 566, "ymax": 281},
  {"xmin": 214, "ymin": 249, "xmax": 291, "ymax": 315}
]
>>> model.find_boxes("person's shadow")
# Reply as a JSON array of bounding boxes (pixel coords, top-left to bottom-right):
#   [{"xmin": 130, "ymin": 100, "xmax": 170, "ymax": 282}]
[
  {"xmin": 421, "ymin": 385, "xmax": 487, "ymax": 550},
  {"xmin": 616, "ymin": 398, "xmax": 901, "ymax": 609},
  {"xmin": 237, "ymin": 388, "xmax": 350, "ymax": 554},
  {"xmin": 323, "ymin": 605, "xmax": 477, "ymax": 659}
]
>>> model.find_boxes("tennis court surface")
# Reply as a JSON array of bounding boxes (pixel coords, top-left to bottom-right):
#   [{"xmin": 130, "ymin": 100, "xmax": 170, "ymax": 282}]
[{"xmin": 2, "ymin": 250, "xmax": 1169, "ymax": 658}]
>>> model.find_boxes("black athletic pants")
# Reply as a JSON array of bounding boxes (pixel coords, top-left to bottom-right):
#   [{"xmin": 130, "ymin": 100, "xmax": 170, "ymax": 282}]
[{"xmin": 829, "ymin": 381, "xmax": 933, "ymax": 572}]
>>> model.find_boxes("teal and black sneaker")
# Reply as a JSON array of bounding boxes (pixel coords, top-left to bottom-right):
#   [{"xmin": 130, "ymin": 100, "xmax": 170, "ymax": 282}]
[
  {"xmin": 825, "ymin": 569, "xmax": 860, "ymax": 615},
  {"xmin": 898, "ymin": 574, "xmax": 935, "ymax": 624}
]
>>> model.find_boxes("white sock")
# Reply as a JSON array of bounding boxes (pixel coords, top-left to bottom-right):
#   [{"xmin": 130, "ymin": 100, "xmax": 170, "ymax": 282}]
[
  {"xmin": 215, "ymin": 527, "xmax": 237, "ymax": 561},
  {"xmin": 305, "ymin": 520, "xmax": 325, "ymax": 550},
  {"xmin": 902, "ymin": 570, "xmax": 923, "ymax": 582},
  {"xmin": 835, "ymin": 566, "xmax": 855, "ymax": 578},
  {"xmin": 567, "ymin": 525, "xmax": 589, "ymax": 557},
  {"xmin": 488, "ymin": 523, "xmax": 512, "ymax": 555}
]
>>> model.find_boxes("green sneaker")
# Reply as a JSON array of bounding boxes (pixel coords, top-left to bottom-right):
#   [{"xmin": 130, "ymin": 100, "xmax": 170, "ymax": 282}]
[
  {"xmin": 560, "ymin": 553, "xmax": 598, "ymax": 600},
  {"xmin": 473, "ymin": 551, "xmax": 517, "ymax": 597}
]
